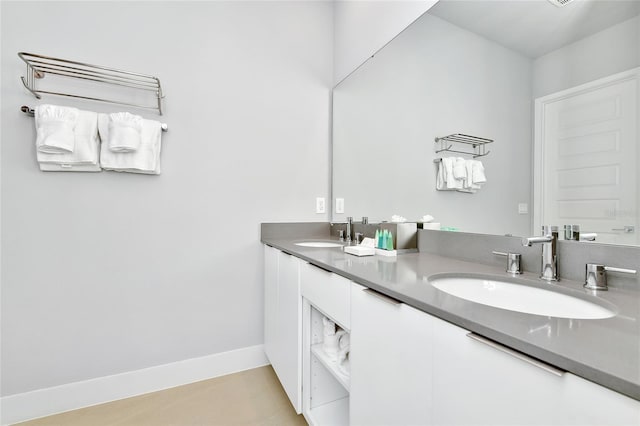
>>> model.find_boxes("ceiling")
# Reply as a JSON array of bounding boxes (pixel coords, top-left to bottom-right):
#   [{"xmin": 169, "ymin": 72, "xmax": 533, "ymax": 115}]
[{"xmin": 428, "ymin": 0, "xmax": 640, "ymax": 58}]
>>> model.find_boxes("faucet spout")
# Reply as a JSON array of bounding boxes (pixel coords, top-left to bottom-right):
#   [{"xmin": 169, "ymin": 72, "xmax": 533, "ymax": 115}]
[
  {"xmin": 522, "ymin": 235, "xmax": 553, "ymax": 247},
  {"xmin": 523, "ymin": 226, "xmax": 559, "ymax": 281}
]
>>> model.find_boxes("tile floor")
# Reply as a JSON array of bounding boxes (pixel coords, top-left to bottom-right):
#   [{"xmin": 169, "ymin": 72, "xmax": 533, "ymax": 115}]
[{"xmin": 18, "ymin": 366, "xmax": 307, "ymax": 426}]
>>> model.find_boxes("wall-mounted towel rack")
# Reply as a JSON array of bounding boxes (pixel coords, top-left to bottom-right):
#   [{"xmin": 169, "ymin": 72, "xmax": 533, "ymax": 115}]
[
  {"xmin": 18, "ymin": 52, "xmax": 165, "ymax": 115},
  {"xmin": 20, "ymin": 106, "xmax": 168, "ymax": 132},
  {"xmin": 435, "ymin": 133, "xmax": 492, "ymax": 158}
]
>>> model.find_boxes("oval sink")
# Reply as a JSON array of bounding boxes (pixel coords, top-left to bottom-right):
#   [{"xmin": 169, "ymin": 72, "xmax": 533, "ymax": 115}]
[
  {"xmin": 295, "ymin": 241, "xmax": 343, "ymax": 248},
  {"xmin": 430, "ymin": 276, "xmax": 616, "ymax": 319}
]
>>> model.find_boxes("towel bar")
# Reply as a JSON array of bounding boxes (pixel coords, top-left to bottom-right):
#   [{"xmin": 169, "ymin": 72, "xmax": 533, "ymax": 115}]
[
  {"xmin": 434, "ymin": 133, "xmax": 492, "ymax": 158},
  {"xmin": 21, "ymin": 106, "xmax": 168, "ymax": 132}
]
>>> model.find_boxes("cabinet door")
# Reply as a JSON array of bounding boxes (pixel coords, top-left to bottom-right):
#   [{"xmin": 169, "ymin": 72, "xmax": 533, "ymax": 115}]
[
  {"xmin": 432, "ymin": 318, "xmax": 640, "ymax": 425},
  {"xmin": 433, "ymin": 318, "xmax": 564, "ymax": 425},
  {"xmin": 263, "ymin": 245, "xmax": 278, "ymax": 363},
  {"xmin": 350, "ymin": 283, "xmax": 433, "ymax": 426},
  {"xmin": 275, "ymin": 251, "xmax": 302, "ymax": 413}
]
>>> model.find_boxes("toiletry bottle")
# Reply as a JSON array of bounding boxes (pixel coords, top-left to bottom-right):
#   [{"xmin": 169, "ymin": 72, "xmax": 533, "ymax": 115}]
[
  {"xmin": 386, "ymin": 231, "xmax": 394, "ymax": 250},
  {"xmin": 374, "ymin": 229, "xmax": 380, "ymax": 248}
]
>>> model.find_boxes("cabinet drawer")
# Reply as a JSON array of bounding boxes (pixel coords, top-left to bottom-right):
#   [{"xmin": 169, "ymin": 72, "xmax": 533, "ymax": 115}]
[{"xmin": 301, "ymin": 262, "xmax": 351, "ymax": 329}]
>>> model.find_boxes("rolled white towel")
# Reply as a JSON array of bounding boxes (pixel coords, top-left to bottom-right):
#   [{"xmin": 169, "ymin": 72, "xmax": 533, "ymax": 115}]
[
  {"xmin": 35, "ymin": 104, "xmax": 79, "ymax": 154},
  {"xmin": 37, "ymin": 109, "xmax": 100, "ymax": 172},
  {"xmin": 98, "ymin": 114, "xmax": 162, "ymax": 175},
  {"xmin": 108, "ymin": 112, "xmax": 143, "ymax": 152}
]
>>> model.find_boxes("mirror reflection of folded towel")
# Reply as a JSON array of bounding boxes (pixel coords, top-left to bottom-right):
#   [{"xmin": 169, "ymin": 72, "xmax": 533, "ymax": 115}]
[{"xmin": 436, "ymin": 157, "xmax": 486, "ymax": 193}]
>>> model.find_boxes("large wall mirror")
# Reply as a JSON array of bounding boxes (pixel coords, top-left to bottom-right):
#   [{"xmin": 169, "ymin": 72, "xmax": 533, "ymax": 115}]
[{"xmin": 333, "ymin": 0, "xmax": 639, "ymax": 246}]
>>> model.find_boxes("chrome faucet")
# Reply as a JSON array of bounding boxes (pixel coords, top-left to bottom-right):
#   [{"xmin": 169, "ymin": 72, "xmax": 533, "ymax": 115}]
[
  {"xmin": 522, "ymin": 225, "xmax": 559, "ymax": 281},
  {"xmin": 346, "ymin": 216, "xmax": 353, "ymax": 245}
]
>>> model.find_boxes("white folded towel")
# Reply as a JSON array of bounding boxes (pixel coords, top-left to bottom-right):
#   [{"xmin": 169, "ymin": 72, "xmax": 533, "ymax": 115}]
[
  {"xmin": 108, "ymin": 112, "xmax": 143, "ymax": 152},
  {"xmin": 459, "ymin": 160, "xmax": 486, "ymax": 193},
  {"xmin": 436, "ymin": 158, "xmax": 486, "ymax": 193},
  {"xmin": 471, "ymin": 160, "xmax": 487, "ymax": 184},
  {"xmin": 463, "ymin": 160, "xmax": 476, "ymax": 190},
  {"xmin": 436, "ymin": 157, "xmax": 463, "ymax": 190},
  {"xmin": 98, "ymin": 114, "xmax": 162, "ymax": 175},
  {"xmin": 452, "ymin": 157, "xmax": 466, "ymax": 180},
  {"xmin": 36, "ymin": 109, "xmax": 100, "ymax": 172},
  {"xmin": 35, "ymin": 104, "xmax": 79, "ymax": 154}
]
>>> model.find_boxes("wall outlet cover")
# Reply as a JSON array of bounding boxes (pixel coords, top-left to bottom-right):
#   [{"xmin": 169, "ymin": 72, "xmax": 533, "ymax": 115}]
[{"xmin": 518, "ymin": 203, "xmax": 528, "ymax": 214}]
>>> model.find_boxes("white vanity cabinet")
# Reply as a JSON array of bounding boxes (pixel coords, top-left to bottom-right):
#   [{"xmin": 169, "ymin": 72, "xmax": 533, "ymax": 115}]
[
  {"xmin": 432, "ymin": 318, "xmax": 640, "ymax": 426},
  {"xmin": 349, "ymin": 284, "xmax": 433, "ymax": 426},
  {"xmin": 263, "ymin": 245, "xmax": 302, "ymax": 413},
  {"xmin": 264, "ymin": 245, "xmax": 640, "ymax": 425}
]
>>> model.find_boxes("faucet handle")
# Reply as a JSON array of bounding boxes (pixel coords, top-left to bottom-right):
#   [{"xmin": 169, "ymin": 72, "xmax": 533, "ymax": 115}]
[
  {"xmin": 584, "ymin": 263, "xmax": 637, "ymax": 291},
  {"xmin": 354, "ymin": 232, "xmax": 364, "ymax": 245},
  {"xmin": 493, "ymin": 251, "xmax": 523, "ymax": 275}
]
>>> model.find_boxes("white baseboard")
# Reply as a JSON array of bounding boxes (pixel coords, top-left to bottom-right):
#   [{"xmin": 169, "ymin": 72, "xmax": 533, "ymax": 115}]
[{"xmin": 1, "ymin": 344, "xmax": 269, "ymax": 425}]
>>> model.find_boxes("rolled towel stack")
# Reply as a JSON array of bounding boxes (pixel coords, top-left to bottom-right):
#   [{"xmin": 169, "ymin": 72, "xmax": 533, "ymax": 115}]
[
  {"xmin": 35, "ymin": 104, "xmax": 78, "ymax": 154},
  {"xmin": 436, "ymin": 157, "xmax": 486, "ymax": 193},
  {"xmin": 36, "ymin": 107, "xmax": 101, "ymax": 172},
  {"xmin": 107, "ymin": 112, "xmax": 143, "ymax": 152},
  {"xmin": 98, "ymin": 113, "xmax": 162, "ymax": 175}
]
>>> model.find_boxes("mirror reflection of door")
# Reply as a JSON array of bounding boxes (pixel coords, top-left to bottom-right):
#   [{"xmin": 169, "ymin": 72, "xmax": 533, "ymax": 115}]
[{"xmin": 535, "ymin": 68, "xmax": 639, "ymax": 245}]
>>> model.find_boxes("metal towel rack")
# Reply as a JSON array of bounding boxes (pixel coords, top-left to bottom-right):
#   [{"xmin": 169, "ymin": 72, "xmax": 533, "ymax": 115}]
[
  {"xmin": 18, "ymin": 52, "xmax": 165, "ymax": 115},
  {"xmin": 20, "ymin": 106, "xmax": 168, "ymax": 132},
  {"xmin": 434, "ymin": 133, "xmax": 492, "ymax": 158}
]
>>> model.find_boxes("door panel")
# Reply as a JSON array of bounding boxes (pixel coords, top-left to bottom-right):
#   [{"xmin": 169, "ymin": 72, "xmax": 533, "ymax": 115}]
[{"xmin": 538, "ymin": 70, "xmax": 638, "ymax": 244}]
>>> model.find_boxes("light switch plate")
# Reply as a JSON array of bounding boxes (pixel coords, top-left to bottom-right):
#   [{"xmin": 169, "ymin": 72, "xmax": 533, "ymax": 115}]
[
  {"xmin": 316, "ymin": 197, "xmax": 326, "ymax": 214},
  {"xmin": 518, "ymin": 203, "xmax": 528, "ymax": 214},
  {"xmin": 335, "ymin": 198, "xmax": 345, "ymax": 214}
]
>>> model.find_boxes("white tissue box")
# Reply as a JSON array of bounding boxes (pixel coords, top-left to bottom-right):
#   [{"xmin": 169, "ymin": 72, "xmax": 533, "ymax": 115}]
[
  {"xmin": 422, "ymin": 222, "xmax": 441, "ymax": 230},
  {"xmin": 344, "ymin": 246, "xmax": 375, "ymax": 256}
]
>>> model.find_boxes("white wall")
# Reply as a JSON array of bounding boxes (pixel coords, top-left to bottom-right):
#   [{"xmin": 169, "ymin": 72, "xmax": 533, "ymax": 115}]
[
  {"xmin": 533, "ymin": 15, "xmax": 640, "ymax": 98},
  {"xmin": 333, "ymin": 13, "xmax": 533, "ymax": 235},
  {"xmin": 333, "ymin": 0, "xmax": 436, "ymax": 85},
  {"xmin": 0, "ymin": 0, "xmax": 332, "ymax": 398}
]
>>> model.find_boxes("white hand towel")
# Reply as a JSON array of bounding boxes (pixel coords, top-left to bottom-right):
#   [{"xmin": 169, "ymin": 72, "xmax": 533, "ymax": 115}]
[
  {"xmin": 436, "ymin": 159, "xmax": 446, "ymax": 190},
  {"xmin": 98, "ymin": 114, "xmax": 162, "ymax": 175},
  {"xmin": 443, "ymin": 157, "xmax": 463, "ymax": 189},
  {"xmin": 108, "ymin": 112, "xmax": 143, "ymax": 152},
  {"xmin": 35, "ymin": 104, "xmax": 79, "ymax": 154},
  {"xmin": 456, "ymin": 160, "xmax": 485, "ymax": 193},
  {"xmin": 462, "ymin": 160, "xmax": 474, "ymax": 189},
  {"xmin": 471, "ymin": 160, "xmax": 487, "ymax": 184},
  {"xmin": 452, "ymin": 157, "xmax": 466, "ymax": 180},
  {"xmin": 37, "ymin": 109, "xmax": 100, "ymax": 172}
]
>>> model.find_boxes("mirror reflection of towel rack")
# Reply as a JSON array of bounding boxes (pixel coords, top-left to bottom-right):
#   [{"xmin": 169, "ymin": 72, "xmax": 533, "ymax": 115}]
[{"xmin": 435, "ymin": 133, "xmax": 492, "ymax": 158}]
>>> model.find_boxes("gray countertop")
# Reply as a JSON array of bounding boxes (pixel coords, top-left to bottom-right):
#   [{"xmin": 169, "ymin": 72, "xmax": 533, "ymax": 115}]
[{"xmin": 261, "ymin": 236, "xmax": 640, "ymax": 401}]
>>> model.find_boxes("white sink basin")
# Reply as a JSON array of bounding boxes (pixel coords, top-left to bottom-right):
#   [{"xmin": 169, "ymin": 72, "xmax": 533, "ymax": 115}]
[
  {"xmin": 295, "ymin": 241, "xmax": 343, "ymax": 248},
  {"xmin": 430, "ymin": 276, "xmax": 616, "ymax": 319}
]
